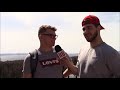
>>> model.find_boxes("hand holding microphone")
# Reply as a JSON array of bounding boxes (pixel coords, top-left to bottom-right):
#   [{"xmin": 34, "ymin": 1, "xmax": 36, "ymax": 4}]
[
  {"xmin": 55, "ymin": 45, "xmax": 67, "ymax": 60},
  {"xmin": 55, "ymin": 45, "xmax": 78, "ymax": 75}
]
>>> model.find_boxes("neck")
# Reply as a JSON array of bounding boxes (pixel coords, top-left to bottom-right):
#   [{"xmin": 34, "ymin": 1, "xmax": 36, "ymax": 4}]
[
  {"xmin": 90, "ymin": 36, "xmax": 104, "ymax": 48},
  {"xmin": 39, "ymin": 45, "xmax": 53, "ymax": 53}
]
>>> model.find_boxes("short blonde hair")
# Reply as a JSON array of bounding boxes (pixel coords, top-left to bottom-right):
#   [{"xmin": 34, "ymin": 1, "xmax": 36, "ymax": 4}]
[{"xmin": 38, "ymin": 25, "xmax": 57, "ymax": 36}]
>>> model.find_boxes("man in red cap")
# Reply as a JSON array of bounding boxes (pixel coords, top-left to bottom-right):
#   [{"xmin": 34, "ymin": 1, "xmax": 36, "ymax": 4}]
[
  {"xmin": 76, "ymin": 15, "xmax": 120, "ymax": 78},
  {"xmin": 63, "ymin": 15, "xmax": 120, "ymax": 78}
]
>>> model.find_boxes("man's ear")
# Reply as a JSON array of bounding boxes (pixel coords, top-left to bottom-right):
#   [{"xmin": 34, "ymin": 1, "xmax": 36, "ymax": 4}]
[
  {"xmin": 38, "ymin": 35, "xmax": 41, "ymax": 39},
  {"xmin": 97, "ymin": 25, "xmax": 101, "ymax": 30}
]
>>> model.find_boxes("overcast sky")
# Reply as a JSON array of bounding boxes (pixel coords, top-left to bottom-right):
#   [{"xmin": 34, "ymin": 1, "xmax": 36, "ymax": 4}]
[{"xmin": 1, "ymin": 12, "xmax": 120, "ymax": 54}]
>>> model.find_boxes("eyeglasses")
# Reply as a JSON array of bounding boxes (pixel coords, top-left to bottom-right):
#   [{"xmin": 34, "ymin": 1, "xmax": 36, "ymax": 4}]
[{"xmin": 42, "ymin": 34, "xmax": 58, "ymax": 39}]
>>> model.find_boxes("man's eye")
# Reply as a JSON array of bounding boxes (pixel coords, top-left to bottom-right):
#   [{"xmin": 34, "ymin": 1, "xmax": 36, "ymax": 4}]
[{"xmin": 82, "ymin": 28, "xmax": 85, "ymax": 31}]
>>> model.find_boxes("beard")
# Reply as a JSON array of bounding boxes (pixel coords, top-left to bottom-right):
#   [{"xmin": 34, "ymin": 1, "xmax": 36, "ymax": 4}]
[{"xmin": 84, "ymin": 30, "xmax": 98, "ymax": 42}]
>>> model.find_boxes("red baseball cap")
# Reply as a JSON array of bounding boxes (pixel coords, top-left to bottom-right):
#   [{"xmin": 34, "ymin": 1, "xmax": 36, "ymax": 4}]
[{"xmin": 82, "ymin": 15, "xmax": 104, "ymax": 30}]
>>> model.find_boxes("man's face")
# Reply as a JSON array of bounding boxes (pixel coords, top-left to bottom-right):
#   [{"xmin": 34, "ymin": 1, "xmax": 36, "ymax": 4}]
[
  {"xmin": 82, "ymin": 24, "xmax": 98, "ymax": 42},
  {"xmin": 41, "ymin": 29, "xmax": 58, "ymax": 47}
]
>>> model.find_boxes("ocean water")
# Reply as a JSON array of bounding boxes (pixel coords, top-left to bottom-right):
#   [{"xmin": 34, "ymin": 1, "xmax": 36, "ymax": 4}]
[
  {"xmin": 0, "ymin": 54, "xmax": 27, "ymax": 61},
  {"xmin": 0, "ymin": 53, "xmax": 78, "ymax": 61},
  {"xmin": 1, "ymin": 51, "xmax": 119, "ymax": 61}
]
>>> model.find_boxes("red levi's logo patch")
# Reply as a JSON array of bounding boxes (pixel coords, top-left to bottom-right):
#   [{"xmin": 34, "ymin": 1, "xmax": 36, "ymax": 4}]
[{"xmin": 39, "ymin": 58, "xmax": 60, "ymax": 67}]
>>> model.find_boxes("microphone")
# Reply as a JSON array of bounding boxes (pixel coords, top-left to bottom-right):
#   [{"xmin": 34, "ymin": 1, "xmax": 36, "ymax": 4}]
[
  {"xmin": 55, "ymin": 45, "xmax": 66, "ymax": 59},
  {"xmin": 55, "ymin": 45, "xmax": 77, "ymax": 75}
]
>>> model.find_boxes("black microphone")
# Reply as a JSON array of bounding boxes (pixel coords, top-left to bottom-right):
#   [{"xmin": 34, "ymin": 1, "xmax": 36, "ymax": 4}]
[{"xmin": 55, "ymin": 45, "xmax": 66, "ymax": 59}]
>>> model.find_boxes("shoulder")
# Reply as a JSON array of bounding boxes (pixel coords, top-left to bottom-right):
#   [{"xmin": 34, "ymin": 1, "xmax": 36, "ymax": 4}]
[
  {"xmin": 102, "ymin": 43, "xmax": 118, "ymax": 53},
  {"xmin": 80, "ymin": 44, "xmax": 90, "ymax": 51},
  {"xmin": 78, "ymin": 44, "xmax": 90, "ymax": 55},
  {"xmin": 77, "ymin": 45, "xmax": 90, "ymax": 61},
  {"xmin": 100, "ymin": 43, "xmax": 120, "ymax": 57},
  {"xmin": 24, "ymin": 53, "xmax": 30, "ymax": 60},
  {"xmin": 29, "ymin": 49, "xmax": 39, "ymax": 55},
  {"xmin": 23, "ymin": 53, "xmax": 31, "ymax": 64},
  {"xmin": 24, "ymin": 49, "xmax": 38, "ymax": 62}
]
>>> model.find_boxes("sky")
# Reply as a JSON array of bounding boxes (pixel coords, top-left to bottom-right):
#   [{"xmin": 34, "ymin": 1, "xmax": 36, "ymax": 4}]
[{"xmin": 0, "ymin": 12, "xmax": 120, "ymax": 54}]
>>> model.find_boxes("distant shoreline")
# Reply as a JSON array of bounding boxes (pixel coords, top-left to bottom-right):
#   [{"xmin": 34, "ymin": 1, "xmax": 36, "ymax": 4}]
[
  {"xmin": 0, "ymin": 55, "xmax": 78, "ymax": 64},
  {"xmin": 0, "ymin": 53, "xmax": 78, "ymax": 61},
  {"xmin": 1, "ymin": 51, "xmax": 119, "ymax": 61}
]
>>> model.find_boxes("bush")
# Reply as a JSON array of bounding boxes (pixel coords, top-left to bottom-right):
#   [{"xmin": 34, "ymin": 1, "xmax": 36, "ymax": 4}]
[{"xmin": 0, "ymin": 60, "xmax": 23, "ymax": 78}]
